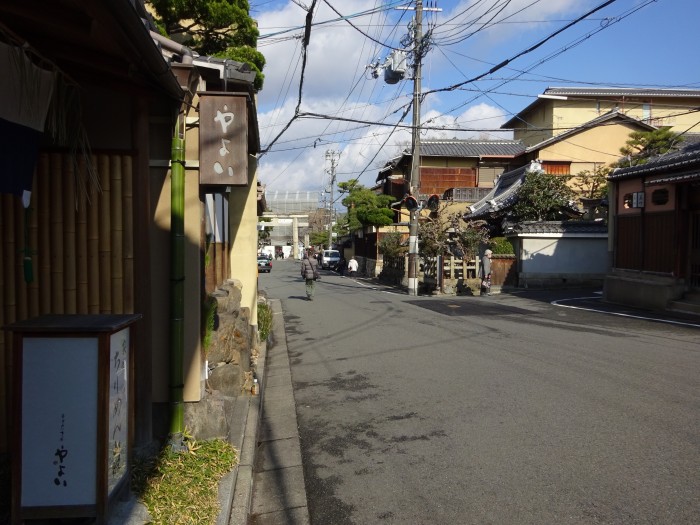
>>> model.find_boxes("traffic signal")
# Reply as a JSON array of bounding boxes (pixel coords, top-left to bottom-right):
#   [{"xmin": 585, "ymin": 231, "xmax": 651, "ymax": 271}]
[
  {"xmin": 404, "ymin": 195, "xmax": 418, "ymax": 211},
  {"xmin": 427, "ymin": 194, "xmax": 440, "ymax": 211}
]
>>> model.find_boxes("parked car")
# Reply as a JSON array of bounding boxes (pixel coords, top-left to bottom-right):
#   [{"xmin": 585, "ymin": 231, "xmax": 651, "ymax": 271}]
[
  {"xmin": 321, "ymin": 249, "xmax": 340, "ymax": 269},
  {"xmin": 257, "ymin": 256, "xmax": 272, "ymax": 273}
]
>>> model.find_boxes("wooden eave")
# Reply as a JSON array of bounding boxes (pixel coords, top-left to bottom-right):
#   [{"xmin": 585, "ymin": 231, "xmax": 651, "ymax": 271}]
[{"xmin": 0, "ymin": 0, "xmax": 183, "ymax": 100}]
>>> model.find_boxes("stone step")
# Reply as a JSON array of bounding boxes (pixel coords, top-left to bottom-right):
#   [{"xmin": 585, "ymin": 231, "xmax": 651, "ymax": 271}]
[{"xmin": 667, "ymin": 299, "xmax": 700, "ymax": 316}]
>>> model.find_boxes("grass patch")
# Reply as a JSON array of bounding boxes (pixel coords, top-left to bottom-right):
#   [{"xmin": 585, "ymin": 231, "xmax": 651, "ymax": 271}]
[
  {"xmin": 131, "ymin": 436, "xmax": 237, "ymax": 525},
  {"xmin": 258, "ymin": 301, "xmax": 273, "ymax": 342}
]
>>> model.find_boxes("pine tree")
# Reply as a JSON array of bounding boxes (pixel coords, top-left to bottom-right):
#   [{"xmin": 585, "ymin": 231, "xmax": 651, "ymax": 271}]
[
  {"xmin": 616, "ymin": 129, "xmax": 683, "ymax": 167},
  {"xmin": 147, "ymin": 0, "xmax": 266, "ymax": 90},
  {"xmin": 513, "ymin": 171, "xmax": 576, "ymax": 222},
  {"xmin": 338, "ymin": 180, "xmax": 394, "ymax": 229}
]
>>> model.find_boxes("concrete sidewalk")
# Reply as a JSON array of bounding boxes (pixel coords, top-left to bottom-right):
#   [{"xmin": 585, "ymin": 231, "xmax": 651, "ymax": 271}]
[
  {"xmin": 247, "ymin": 298, "xmax": 310, "ymax": 524},
  {"xmin": 226, "ymin": 298, "xmax": 310, "ymax": 525},
  {"xmin": 110, "ymin": 298, "xmax": 308, "ymax": 525}
]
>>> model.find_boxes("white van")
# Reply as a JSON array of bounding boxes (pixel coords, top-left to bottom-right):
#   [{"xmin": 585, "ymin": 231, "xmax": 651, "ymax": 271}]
[{"xmin": 321, "ymin": 249, "xmax": 340, "ymax": 269}]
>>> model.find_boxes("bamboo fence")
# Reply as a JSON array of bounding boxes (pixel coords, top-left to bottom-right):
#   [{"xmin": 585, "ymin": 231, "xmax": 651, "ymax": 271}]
[{"xmin": 1, "ymin": 151, "xmax": 135, "ymax": 451}]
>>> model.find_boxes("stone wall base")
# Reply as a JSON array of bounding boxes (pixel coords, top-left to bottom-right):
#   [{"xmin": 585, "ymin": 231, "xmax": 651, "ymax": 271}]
[{"xmin": 604, "ymin": 270, "xmax": 685, "ymax": 311}]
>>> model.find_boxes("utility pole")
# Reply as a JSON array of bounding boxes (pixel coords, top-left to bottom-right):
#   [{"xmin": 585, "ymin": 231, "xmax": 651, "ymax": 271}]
[
  {"xmin": 407, "ymin": 0, "xmax": 423, "ymax": 296},
  {"xmin": 325, "ymin": 150, "xmax": 339, "ymax": 250}
]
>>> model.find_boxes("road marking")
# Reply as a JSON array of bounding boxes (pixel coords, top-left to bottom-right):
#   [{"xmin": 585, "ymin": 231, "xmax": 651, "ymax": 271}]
[{"xmin": 552, "ymin": 297, "xmax": 700, "ymax": 328}]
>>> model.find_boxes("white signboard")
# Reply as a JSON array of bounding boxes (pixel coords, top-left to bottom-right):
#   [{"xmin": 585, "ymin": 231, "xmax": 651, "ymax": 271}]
[{"xmin": 21, "ymin": 337, "xmax": 98, "ymax": 506}]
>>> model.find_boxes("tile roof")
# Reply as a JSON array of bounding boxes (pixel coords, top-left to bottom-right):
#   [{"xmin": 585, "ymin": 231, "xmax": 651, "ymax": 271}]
[
  {"xmin": 544, "ymin": 87, "xmax": 700, "ymax": 98},
  {"xmin": 377, "ymin": 139, "xmax": 525, "ymax": 181},
  {"xmin": 608, "ymin": 141, "xmax": 700, "ymax": 181},
  {"xmin": 502, "ymin": 86, "xmax": 700, "ymax": 129},
  {"xmin": 504, "ymin": 220, "xmax": 608, "ymax": 235},
  {"xmin": 462, "ymin": 162, "xmax": 535, "ymax": 220},
  {"xmin": 420, "ymin": 140, "xmax": 525, "ymax": 158}
]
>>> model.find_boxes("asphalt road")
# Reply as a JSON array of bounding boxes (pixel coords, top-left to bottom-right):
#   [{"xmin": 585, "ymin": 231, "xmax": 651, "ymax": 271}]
[{"xmin": 258, "ymin": 259, "xmax": 700, "ymax": 525}]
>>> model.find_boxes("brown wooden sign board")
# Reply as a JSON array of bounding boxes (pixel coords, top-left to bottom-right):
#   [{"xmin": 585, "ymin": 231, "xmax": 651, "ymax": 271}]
[{"xmin": 199, "ymin": 94, "xmax": 248, "ymax": 186}]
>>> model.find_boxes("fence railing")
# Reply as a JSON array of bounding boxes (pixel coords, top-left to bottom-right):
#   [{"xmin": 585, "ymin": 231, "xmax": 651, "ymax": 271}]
[{"xmin": 422, "ymin": 256, "xmax": 479, "ymax": 281}]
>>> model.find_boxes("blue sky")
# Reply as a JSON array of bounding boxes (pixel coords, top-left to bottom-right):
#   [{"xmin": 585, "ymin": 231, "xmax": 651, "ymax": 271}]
[{"xmin": 250, "ymin": 0, "xmax": 700, "ymax": 198}]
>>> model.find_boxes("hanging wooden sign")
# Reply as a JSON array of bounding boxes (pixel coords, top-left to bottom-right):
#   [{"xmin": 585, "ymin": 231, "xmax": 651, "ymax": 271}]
[{"xmin": 199, "ymin": 93, "xmax": 248, "ymax": 186}]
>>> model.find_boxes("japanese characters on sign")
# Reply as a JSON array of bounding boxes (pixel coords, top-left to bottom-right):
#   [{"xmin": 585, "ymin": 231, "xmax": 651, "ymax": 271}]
[
  {"xmin": 199, "ymin": 94, "xmax": 248, "ymax": 186},
  {"xmin": 107, "ymin": 328, "xmax": 129, "ymax": 495},
  {"xmin": 53, "ymin": 414, "xmax": 69, "ymax": 487}
]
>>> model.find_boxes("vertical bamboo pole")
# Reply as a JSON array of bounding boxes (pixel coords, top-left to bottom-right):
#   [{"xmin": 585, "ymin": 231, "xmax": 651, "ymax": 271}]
[
  {"xmin": 37, "ymin": 154, "xmax": 51, "ymax": 314},
  {"xmin": 98, "ymin": 154, "xmax": 112, "ymax": 313},
  {"xmin": 122, "ymin": 156, "xmax": 134, "ymax": 313},
  {"xmin": 76, "ymin": 156, "xmax": 89, "ymax": 313},
  {"xmin": 87, "ymin": 155, "xmax": 100, "ymax": 313},
  {"xmin": 0, "ymin": 194, "xmax": 6, "ymax": 330},
  {"xmin": 0, "ymin": 193, "xmax": 8, "ymax": 453},
  {"xmin": 111, "ymin": 155, "xmax": 124, "ymax": 313},
  {"xmin": 1, "ymin": 194, "xmax": 13, "ymax": 328},
  {"xmin": 49, "ymin": 152, "xmax": 64, "ymax": 313},
  {"xmin": 3, "ymin": 194, "xmax": 17, "ymax": 324},
  {"xmin": 170, "ymin": 136, "xmax": 186, "ymax": 444},
  {"xmin": 14, "ymin": 195, "xmax": 27, "ymax": 321},
  {"xmin": 27, "ymin": 172, "xmax": 40, "ymax": 319},
  {"xmin": 64, "ymin": 154, "xmax": 77, "ymax": 313}
]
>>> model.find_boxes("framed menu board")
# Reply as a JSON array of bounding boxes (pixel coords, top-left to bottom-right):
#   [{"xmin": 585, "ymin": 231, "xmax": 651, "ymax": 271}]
[{"xmin": 7, "ymin": 314, "xmax": 141, "ymax": 525}]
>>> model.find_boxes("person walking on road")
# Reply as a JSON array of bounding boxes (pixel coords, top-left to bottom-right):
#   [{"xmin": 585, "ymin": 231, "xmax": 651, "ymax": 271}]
[
  {"xmin": 480, "ymin": 249, "xmax": 493, "ymax": 296},
  {"xmin": 347, "ymin": 256, "xmax": 358, "ymax": 277},
  {"xmin": 301, "ymin": 249, "xmax": 320, "ymax": 300}
]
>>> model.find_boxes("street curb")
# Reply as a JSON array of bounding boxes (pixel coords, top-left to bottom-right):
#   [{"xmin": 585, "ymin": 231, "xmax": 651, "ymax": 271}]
[{"xmin": 220, "ymin": 330, "xmax": 267, "ymax": 525}]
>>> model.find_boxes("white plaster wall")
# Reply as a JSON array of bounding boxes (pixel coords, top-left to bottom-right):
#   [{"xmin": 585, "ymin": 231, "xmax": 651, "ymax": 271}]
[{"xmin": 521, "ymin": 237, "xmax": 608, "ymax": 275}]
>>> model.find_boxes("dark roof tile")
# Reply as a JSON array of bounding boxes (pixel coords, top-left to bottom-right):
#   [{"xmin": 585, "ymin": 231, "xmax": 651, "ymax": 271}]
[
  {"xmin": 420, "ymin": 140, "xmax": 525, "ymax": 158},
  {"xmin": 609, "ymin": 141, "xmax": 700, "ymax": 181},
  {"xmin": 505, "ymin": 220, "xmax": 608, "ymax": 235},
  {"xmin": 545, "ymin": 87, "xmax": 700, "ymax": 98}
]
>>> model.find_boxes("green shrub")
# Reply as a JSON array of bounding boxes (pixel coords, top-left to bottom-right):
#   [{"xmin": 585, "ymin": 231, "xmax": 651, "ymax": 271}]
[
  {"xmin": 378, "ymin": 231, "xmax": 407, "ymax": 257},
  {"xmin": 489, "ymin": 237, "xmax": 515, "ymax": 255},
  {"xmin": 258, "ymin": 302, "xmax": 273, "ymax": 342}
]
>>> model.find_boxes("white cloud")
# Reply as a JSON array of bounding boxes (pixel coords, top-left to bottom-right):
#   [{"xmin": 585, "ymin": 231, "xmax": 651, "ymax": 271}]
[{"xmin": 253, "ymin": 0, "xmax": 694, "ymax": 195}]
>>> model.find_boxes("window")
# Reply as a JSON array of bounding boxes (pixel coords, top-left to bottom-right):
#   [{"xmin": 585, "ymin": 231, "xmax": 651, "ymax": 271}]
[
  {"xmin": 623, "ymin": 193, "xmax": 633, "ymax": 209},
  {"xmin": 651, "ymin": 188, "xmax": 669, "ymax": 205},
  {"xmin": 541, "ymin": 161, "xmax": 571, "ymax": 175}
]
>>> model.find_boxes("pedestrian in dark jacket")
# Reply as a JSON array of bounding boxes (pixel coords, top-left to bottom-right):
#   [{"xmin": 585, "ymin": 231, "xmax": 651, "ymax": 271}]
[{"xmin": 300, "ymin": 249, "xmax": 319, "ymax": 300}]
